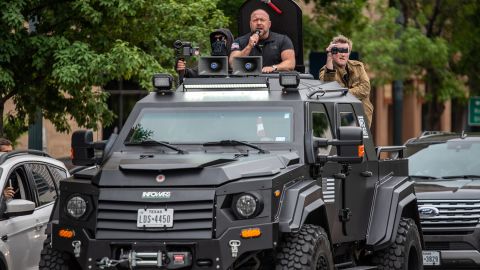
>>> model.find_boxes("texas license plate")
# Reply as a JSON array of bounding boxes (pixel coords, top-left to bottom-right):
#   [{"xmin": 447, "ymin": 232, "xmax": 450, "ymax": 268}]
[
  {"xmin": 137, "ymin": 209, "xmax": 174, "ymax": 228},
  {"xmin": 422, "ymin": 251, "xmax": 441, "ymax": 266}
]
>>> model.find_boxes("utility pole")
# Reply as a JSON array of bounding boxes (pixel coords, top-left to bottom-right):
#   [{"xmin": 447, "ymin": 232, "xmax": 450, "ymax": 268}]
[{"xmin": 28, "ymin": 17, "xmax": 43, "ymax": 151}]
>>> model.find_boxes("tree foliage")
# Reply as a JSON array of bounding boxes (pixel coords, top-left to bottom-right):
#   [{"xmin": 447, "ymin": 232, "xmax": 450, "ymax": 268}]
[
  {"xmin": 351, "ymin": 0, "xmax": 473, "ymax": 129},
  {"xmin": 0, "ymin": 0, "xmax": 227, "ymax": 139},
  {"xmin": 303, "ymin": 0, "xmax": 476, "ymax": 130},
  {"xmin": 302, "ymin": 0, "xmax": 368, "ymax": 56}
]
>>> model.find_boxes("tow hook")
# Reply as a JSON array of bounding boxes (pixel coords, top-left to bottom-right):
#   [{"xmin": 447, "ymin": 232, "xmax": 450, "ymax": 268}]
[
  {"xmin": 97, "ymin": 250, "xmax": 192, "ymax": 269},
  {"xmin": 72, "ymin": 240, "xmax": 81, "ymax": 258}
]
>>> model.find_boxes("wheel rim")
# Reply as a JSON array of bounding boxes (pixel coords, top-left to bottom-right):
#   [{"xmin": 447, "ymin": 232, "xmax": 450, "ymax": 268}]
[{"xmin": 316, "ymin": 255, "xmax": 328, "ymax": 270}]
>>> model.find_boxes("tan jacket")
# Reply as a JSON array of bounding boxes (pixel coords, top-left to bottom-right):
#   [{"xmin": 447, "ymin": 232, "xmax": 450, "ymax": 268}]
[{"xmin": 319, "ymin": 60, "xmax": 373, "ymax": 126}]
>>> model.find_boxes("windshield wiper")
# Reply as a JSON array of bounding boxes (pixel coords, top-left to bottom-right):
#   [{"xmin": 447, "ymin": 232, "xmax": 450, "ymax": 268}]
[
  {"xmin": 409, "ymin": 175, "xmax": 439, "ymax": 180},
  {"xmin": 203, "ymin": 140, "xmax": 269, "ymax": 154},
  {"xmin": 442, "ymin": 175, "xmax": 480, "ymax": 179},
  {"xmin": 125, "ymin": 140, "xmax": 188, "ymax": 154}
]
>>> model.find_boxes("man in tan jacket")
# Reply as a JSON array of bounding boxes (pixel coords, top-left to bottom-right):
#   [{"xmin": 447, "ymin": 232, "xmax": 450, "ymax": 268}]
[{"xmin": 319, "ymin": 35, "xmax": 373, "ymax": 126}]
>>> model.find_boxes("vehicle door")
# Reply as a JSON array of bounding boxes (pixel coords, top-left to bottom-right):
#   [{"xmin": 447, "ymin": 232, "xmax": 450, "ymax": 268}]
[
  {"xmin": 306, "ymin": 102, "xmax": 342, "ymax": 239},
  {"xmin": 0, "ymin": 164, "xmax": 38, "ymax": 270},
  {"xmin": 335, "ymin": 103, "xmax": 377, "ymax": 242},
  {"xmin": 23, "ymin": 162, "xmax": 65, "ymax": 269}
]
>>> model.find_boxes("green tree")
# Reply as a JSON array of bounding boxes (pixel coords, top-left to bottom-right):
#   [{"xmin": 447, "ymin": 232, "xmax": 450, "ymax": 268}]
[
  {"xmin": 217, "ymin": 0, "xmax": 243, "ymax": 35},
  {"xmin": 302, "ymin": 0, "xmax": 368, "ymax": 57},
  {"xmin": 351, "ymin": 1, "xmax": 472, "ymax": 130},
  {"xmin": 0, "ymin": 0, "xmax": 228, "ymax": 140}
]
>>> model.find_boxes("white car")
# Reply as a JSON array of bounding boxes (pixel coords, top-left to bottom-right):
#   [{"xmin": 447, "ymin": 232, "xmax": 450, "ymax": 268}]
[{"xmin": 0, "ymin": 150, "xmax": 69, "ymax": 270}]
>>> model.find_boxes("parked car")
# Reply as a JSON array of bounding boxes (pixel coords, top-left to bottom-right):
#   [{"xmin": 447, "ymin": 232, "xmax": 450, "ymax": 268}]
[
  {"xmin": 0, "ymin": 150, "xmax": 69, "ymax": 270},
  {"xmin": 405, "ymin": 131, "xmax": 480, "ymax": 269}
]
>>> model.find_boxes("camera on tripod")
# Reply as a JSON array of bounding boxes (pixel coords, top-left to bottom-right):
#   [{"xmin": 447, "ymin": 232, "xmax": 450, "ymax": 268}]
[{"xmin": 174, "ymin": 40, "xmax": 200, "ymax": 58}]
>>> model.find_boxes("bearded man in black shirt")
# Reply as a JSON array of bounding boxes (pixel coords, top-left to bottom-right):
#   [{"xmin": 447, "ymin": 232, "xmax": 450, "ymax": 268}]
[{"xmin": 229, "ymin": 9, "xmax": 295, "ymax": 73}]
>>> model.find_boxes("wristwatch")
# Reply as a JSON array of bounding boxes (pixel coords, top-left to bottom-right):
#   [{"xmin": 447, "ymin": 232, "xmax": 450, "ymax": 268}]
[{"xmin": 272, "ymin": 65, "xmax": 278, "ymax": 72}]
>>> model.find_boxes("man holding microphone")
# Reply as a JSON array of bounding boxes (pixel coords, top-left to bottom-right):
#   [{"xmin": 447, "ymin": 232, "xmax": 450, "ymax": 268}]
[{"xmin": 230, "ymin": 9, "xmax": 295, "ymax": 73}]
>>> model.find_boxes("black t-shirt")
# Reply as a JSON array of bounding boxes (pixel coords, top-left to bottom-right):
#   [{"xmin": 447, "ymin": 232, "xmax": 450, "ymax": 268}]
[{"xmin": 231, "ymin": 31, "xmax": 294, "ymax": 67}]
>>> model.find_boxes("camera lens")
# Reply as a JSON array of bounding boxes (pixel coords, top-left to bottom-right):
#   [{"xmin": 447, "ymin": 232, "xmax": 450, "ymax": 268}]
[{"xmin": 173, "ymin": 40, "xmax": 183, "ymax": 49}]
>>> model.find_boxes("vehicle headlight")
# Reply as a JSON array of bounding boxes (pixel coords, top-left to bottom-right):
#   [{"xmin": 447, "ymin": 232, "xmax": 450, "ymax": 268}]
[
  {"xmin": 66, "ymin": 195, "xmax": 87, "ymax": 219},
  {"xmin": 232, "ymin": 192, "xmax": 263, "ymax": 219}
]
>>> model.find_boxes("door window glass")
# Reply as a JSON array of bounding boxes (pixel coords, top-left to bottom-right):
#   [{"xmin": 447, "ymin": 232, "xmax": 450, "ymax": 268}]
[
  {"xmin": 312, "ymin": 112, "xmax": 332, "ymax": 155},
  {"xmin": 48, "ymin": 166, "xmax": 68, "ymax": 188},
  {"xmin": 340, "ymin": 112, "xmax": 358, "ymax": 126},
  {"xmin": 339, "ymin": 104, "xmax": 358, "ymax": 127},
  {"xmin": 1, "ymin": 166, "xmax": 32, "ymax": 218},
  {"xmin": 26, "ymin": 164, "xmax": 57, "ymax": 206},
  {"xmin": 4, "ymin": 167, "xmax": 30, "ymax": 201}
]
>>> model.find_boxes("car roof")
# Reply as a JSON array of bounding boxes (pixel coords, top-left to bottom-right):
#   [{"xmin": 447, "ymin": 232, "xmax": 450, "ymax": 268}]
[
  {"xmin": 404, "ymin": 132, "xmax": 480, "ymax": 157},
  {"xmin": 0, "ymin": 150, "xmax": 66, "ymax": 169},
  {"xmin": 405, "ymin": 131, "xmax": 480, "ymax": 145}
]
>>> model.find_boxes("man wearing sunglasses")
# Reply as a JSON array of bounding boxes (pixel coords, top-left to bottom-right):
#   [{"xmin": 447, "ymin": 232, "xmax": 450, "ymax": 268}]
[{"xmin": 319, "ymin": 35, "xmax": 373, "ymax": 126}]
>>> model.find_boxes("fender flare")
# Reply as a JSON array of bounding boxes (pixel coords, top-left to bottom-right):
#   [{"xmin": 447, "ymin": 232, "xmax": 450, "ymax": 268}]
[
  {"xmin": 366, "ymin": 177, "xmax": 421, "ymax": 249},
  {"xmin": 278, "ymin": 180, "xmax": 329, "ymax": 237}
]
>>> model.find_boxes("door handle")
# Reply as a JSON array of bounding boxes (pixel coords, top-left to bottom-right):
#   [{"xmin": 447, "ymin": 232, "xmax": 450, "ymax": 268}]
[
  {"xmin": 360, "ymin": 171, "xmax": 373, "ymax": 177},
  {"xmin": 1, "ymin": 235, "xmax": 7, "ymax": 241}
]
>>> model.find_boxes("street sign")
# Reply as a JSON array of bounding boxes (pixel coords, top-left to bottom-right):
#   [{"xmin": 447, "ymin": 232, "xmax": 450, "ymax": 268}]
[{"xmin": 469, "ymin": 97, "xmax": 480, "ymax": 126}]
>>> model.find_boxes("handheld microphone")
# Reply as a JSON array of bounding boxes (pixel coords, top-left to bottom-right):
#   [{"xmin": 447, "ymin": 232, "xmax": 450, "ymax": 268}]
[{"xmin": 253, "ymin": 29, "xmax": 261, "ymax": 46}]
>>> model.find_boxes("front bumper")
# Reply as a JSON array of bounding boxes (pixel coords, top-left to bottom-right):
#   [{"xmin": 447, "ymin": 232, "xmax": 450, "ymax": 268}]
[
  {"xmin": 423, "ymin": 226, "xmax": 480, "ymax": 268},
  {"xmin": 50, "ymin": 222, "xmax": 277, "ymax": 270}
]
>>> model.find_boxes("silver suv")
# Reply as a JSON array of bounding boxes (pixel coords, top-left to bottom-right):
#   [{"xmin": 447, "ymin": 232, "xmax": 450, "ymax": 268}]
[{"xmin": 0, "ymin": 150, "xmax": 69, "ymax": 270}]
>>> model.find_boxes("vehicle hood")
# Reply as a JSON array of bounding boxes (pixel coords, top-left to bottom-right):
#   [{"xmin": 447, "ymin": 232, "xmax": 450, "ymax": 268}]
[
  {"xmin": 414, "ymin": 178, "xmax": 480, "ymax": 200},
  {"xmin": 92, "ymin": 151, "xmax": 301, "ymax": 187}
]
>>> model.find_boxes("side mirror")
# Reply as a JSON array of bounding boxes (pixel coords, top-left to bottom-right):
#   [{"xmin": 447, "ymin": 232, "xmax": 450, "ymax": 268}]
[
  {"xmin": 336, "ymin": 126, "xmax": 363, "ymax": 163},
  {"xmin": 72, "ymin": 130, "xmax": 96, "ymax": 166},
  {"xmin": 6, "ymin": 199, "xmax": 35, "ymax": 217},
  {"xmin": 308, "ymin": 126, "xmax": 364, "ymax": 164}
]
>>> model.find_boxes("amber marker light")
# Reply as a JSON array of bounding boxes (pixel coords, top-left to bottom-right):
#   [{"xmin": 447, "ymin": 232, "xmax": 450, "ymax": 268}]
[
  {"xmin": 241, "ymin": 228, "xmax": 262, "ymax": 239},
  {"xmin": 59, "ymin": 229, "xmax": 75, "ymax": 239},
  {"xmin": 274, "ymin": 190, "xmax": 281, "ymax": 197},
  {"xmin": 358, "ymin": 145, "xmax": 365, "ymax": 158}
]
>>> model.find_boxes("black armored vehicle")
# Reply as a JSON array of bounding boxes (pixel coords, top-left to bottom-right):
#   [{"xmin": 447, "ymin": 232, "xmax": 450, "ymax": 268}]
[
  {"xmin": 39, "ymin": 1, "xmax": 423, "ymax": 269},
  {"xmin": 39, "ymin": 72, "xmax": 423, "ymax": 270}
]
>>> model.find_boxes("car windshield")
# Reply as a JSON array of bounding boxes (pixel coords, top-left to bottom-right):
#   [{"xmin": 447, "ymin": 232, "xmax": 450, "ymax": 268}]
[
  {"xmin": 408, "ymin": 140, "xmax": 480, "ymax": 179},
  {"xmin": 125, "ymin": 108, "xmax": 293, "ymax": 144}
]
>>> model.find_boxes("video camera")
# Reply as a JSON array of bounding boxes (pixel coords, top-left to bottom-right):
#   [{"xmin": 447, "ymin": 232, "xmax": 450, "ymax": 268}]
[{"xmin": 174, "ymin": 40, "xmax": 200, "ymax": 59}]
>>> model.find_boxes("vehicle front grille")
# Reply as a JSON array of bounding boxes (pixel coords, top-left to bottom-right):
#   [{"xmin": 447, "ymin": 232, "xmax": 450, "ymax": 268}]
[
  {"xmin": 96, "ymin": 188, "xmax": 215, "ymax": 240},
  {"xmin": 425, "ymin": 242, "xmax": 475, "ymax": 251},
  {"xmin": 418, "ymin": 200, "xmax": 480, "ymax": 230}
]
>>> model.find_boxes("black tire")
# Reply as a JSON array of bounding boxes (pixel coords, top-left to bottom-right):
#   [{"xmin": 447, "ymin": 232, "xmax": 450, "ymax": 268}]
[
  {"xmin": 38, "ymin": 235, "xmax": 80, "ymax": 270},
  {"xmin": 275, "ymin": 224, "xmax": 334, "ymax": 270},
  {"xmin": 372, "ymin": 218, "xmax": 423, "ymax": 270}
]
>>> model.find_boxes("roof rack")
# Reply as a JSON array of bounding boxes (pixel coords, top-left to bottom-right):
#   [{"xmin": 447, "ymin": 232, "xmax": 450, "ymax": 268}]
[
  {"xmin": 0, "ymin": 150, "xmax": 51, "ymax": 165},
  {"xmin": 418, "ymin": 131, "xmax": 456, "ymax": 138},
  {"xmin": 307, "ymin": 88, "xmax": 349, "ymax": 99}
]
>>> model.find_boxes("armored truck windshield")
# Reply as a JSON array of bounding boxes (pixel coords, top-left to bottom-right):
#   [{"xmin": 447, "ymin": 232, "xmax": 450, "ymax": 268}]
[{"xmin": 125, "ymin": 107, "xmax": 293, "ymax": 144}]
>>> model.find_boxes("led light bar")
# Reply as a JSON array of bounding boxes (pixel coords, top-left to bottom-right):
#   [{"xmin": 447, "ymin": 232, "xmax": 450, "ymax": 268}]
[{"xmin": 183, "ymin": 77, "xmax": 269, "ymax": 91}]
